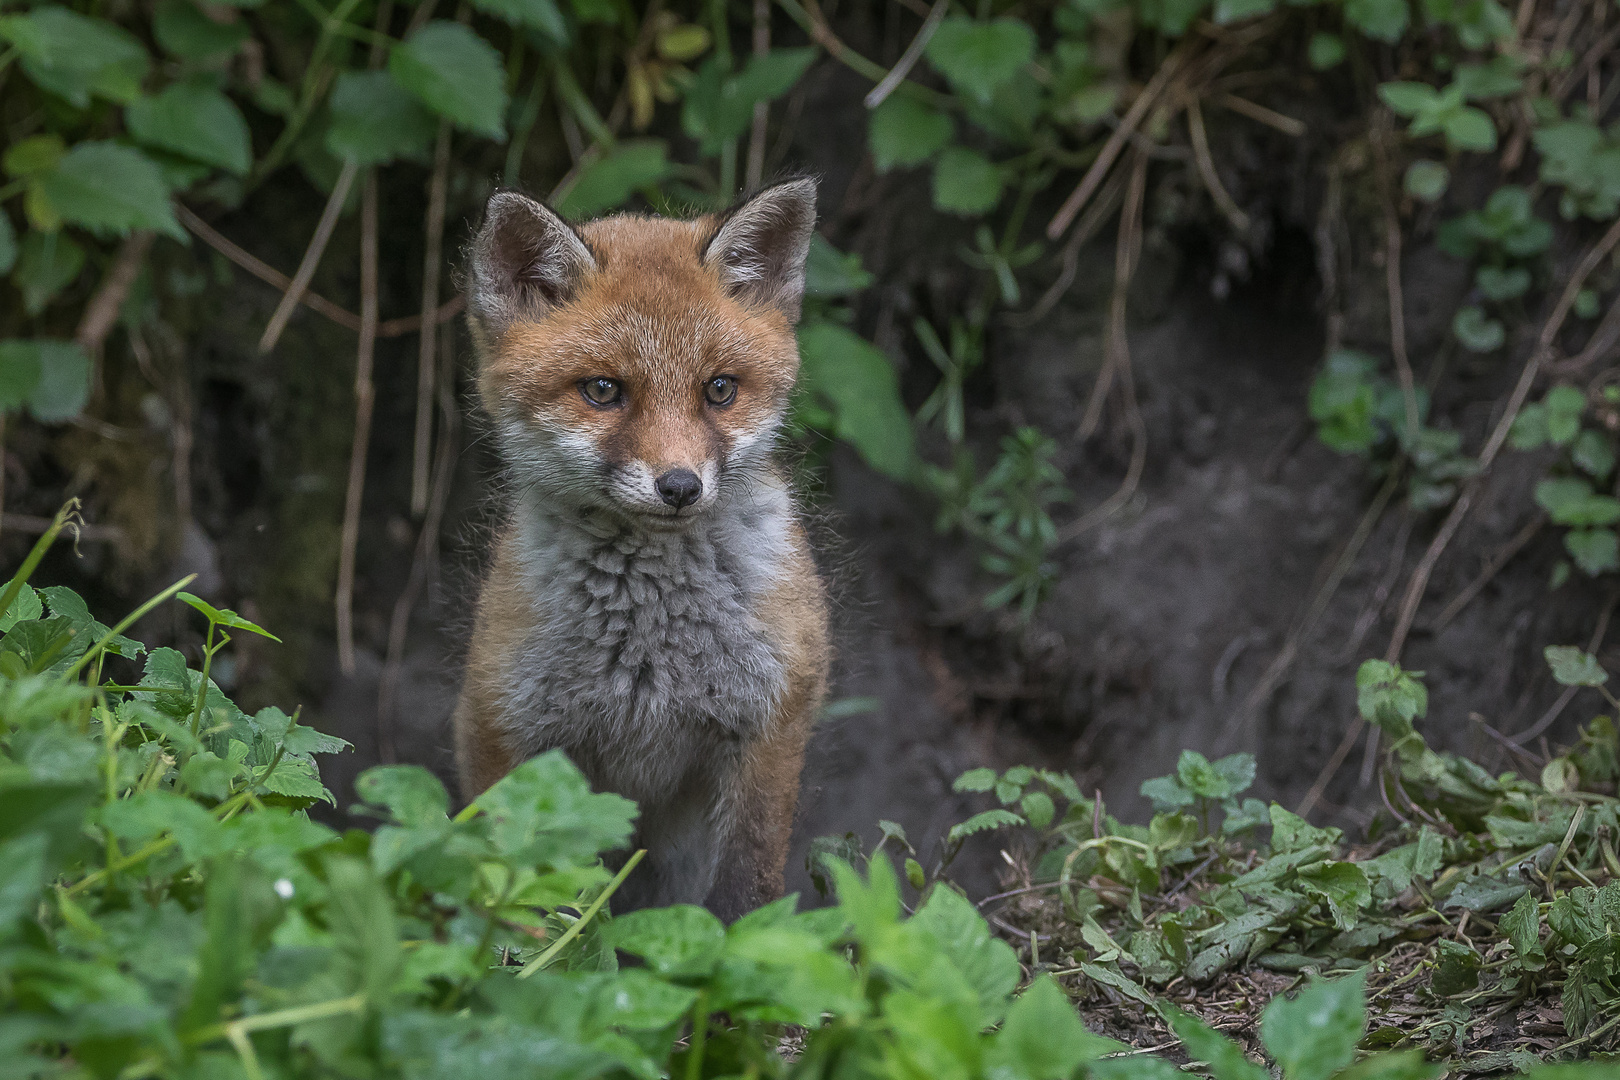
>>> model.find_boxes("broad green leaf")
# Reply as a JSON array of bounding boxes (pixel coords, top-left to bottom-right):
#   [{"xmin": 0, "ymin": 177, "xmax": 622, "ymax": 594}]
[
  {"xmin": 389, "ymin": 22, "xmax": 508, "ymax": 139},
  {"xmin": 1137, "ymin": 0, "xmax": 1210, "ymax": 35},
  {"xmin": 1544, "ymin": 644, "xmax": 1608, "ymax": 687},
  {"xmin": 1020, "ymin": 790, "xmax": 1055, "ymax": 828},
  {"xmin": 38, "ymin": 142, "xmax": 183, "ymax": 239},
  {"xmin": 12, "ymin": 231, "xmax": 84, "ymax": 316},
  {"xmin": 1572, "ymin": 430, "xmax": 1615, "ymax": 481},
  {"xmin": 1432, "ymin": 939, "xmax": 1481, "ymax": 994},
  {"xmin": 1141, "ymin": 773, "xmax": 1195, "ymax": 811},
  {"xmin": 796, "ymin": 319, "xmax": 917, "ymax": 480},
  {"xmin": 1170, "ymin": 1008, "xmax": 1269, "ymax": 1080},
  {"xmin": 611, "ymin": 905, "xmax": 726, "ymax": 978},
  {"xmin": 681, "ymin": 49, "xmax": 816, "ymax": 153},
  {"xmin": 1454, "ymin": 57, "xmax": 1523, "ymax": 99},
  {"xmin": 1308, "ymin": 32, "xmax": 1346, "ymax": 70},
  {"xmin": 253, "ymin": 705, "xmax": 349, "ymax": 757},
  {"xmin": 1270, "ymin": 803, "xmax": 1343, "ymax": 854},
  {"xmin": 357, "ymin": 765, "xmax": 450, "ymax": 826},
  {"xmin": 1346, "ymin": 0, "xmax": 1409, "ymax": 40},
  {"xmin": 325, "ymin": 70, "xmax": 438, "ymax": 166},
  {"xmin": 0, "ymin": 583, "xmax": 42, "ymax": 630},
  {"xmin": 1403, "ymin": 161, "xmax": 1449, "ymax": 202},
  {"xmin": 3, "ymin": 135, "xmax": 64, "ymax": 179},
  {"xmin": 1298, "ymin": 861, "xmax": 1371, "ymax": 929},
  {"xmin": 0, "ymin": 6, "xmax": 150, "ymax": 106},
  {"xmin": 555, "ymin": 140, "xmax": 670, "ymax": 219},
  {"xmin": 911, "ymin": 884, "xmax": 1020, "ymax": 1024},
  {"xmin": 925, "ymin": 18, "xmax": 1035, "ymax": 105},
  {"xmin": 474, "ymin": 749, "xmax": 637, "ymax": 867},
  {"xmin": 1333, "ymin": 1050, "xmax": 1444, "ymax": 1080},
  {"xmin": 153, "ymin": 0, "xmax": 249, "ymax": 60},
  {"xmin": 325, "ymin": 855, "xmax": 402, "ymax": 1004},
  {"xmin": 1377, "ymin": 82, "xmax": 1437, "ymax": 116},
  {"xmin": 0, "ymin": 339, "xmax": 89, "ymax": 422},
  {"xmin": 1536, "ymin": 477, "xmax": 1620, "ymax": 527},
  {"xmin": 953, "ymin": 767, "xmax": 997, "ymax": 793},
  {"xmin": 1566, "ymin": 527, "xmax": 1620, "ymax": 575},
  {"xmin": 932, "ymin": 145, "xmax": 1003, "ymax": 216},
  {"xmin": 987, "ymin": 976, "xmax": 1122, "ymax": 1079},
  {"xmin": 588, "ymin": 968, "xmax": 697, "ymax": 1029},
  {"xmin": 868, "ymin": 95, "xmax": 953, "ymax": 172},
  {"xmin": 471, "ymin": 0, "xmax": 568, "ymax": 40},
  {"xmin": 1509, "ymin": 403, "xmax": 1548, "ymax": 449},
  {"xmin": 1500, "ymin": 890, "xmax": 1546, "ymax": 971},
  {"xmin": 1260, "ymin": 971, "xmax": 1366, "ymax": 1080},
  {"xmin": 804, "ymin": 234, "xmax": 873, "ymax": 298},
  {"xmin": 1355, "ymin": 659, "xmax": 1427, "ymax": 738},
  {"xmin": 1443, "ymin": 107, "xmax": 1496, "ymax": 152}
]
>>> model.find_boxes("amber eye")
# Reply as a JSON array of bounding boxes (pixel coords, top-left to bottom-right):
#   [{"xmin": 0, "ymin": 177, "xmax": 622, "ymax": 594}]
[
  {"xmin": 705, "ymin": 376, "xmax": 738, "ymax": 407},
  {"xmin": 580, "ymin": 377, "xmax": 623, "ymax": 406}
]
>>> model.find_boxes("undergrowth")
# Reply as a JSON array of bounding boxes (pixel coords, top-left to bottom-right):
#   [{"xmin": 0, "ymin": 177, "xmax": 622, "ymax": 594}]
[{"xmin": 4, "ymin": 505, "xmax": 1617, "ymax": 1078}]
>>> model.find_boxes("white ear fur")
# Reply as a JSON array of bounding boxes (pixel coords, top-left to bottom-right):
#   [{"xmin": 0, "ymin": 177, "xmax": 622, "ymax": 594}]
[
  {"xmin": 466, "ymin": 191, "xmax": 597, "ymax": 335},
  {"xmin": 703, "ymin": 179, "xmax": 818, "ymax": 322}
]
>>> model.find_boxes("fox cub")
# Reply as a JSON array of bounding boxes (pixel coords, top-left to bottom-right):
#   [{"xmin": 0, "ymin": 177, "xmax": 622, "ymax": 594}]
[{"xmin": 455, "ymin": 180, "xmax": 830, "ymax": 921}]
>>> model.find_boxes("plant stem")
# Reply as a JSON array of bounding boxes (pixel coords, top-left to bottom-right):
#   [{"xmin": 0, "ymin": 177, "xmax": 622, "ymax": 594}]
[
  {"xmin": 0, "ymin": 499, "xmax": 79, "ymax": 622},
  {"xmin": 517, "ymin": 849, "xmax": 646, "ymax": 978},
  {"xmin": 685, "ymin": 990, "xmax": 710, "ymax": 1080},
  {"xmin": 63, "ymin": 574, "xmax": 196, "ymax": 680}
]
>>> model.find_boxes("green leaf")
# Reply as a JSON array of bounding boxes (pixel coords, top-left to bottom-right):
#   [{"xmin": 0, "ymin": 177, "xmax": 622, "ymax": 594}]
[
  {"xmin": 471, "ymin": 0, "xmax": 568, "ymax": 39},
  {"xmin": 589, "ymin": 968, "xmax": 697, "ymax": 1029},
  {"xmin": 357, "ymin": 765, "xmax": 450, "ymax": 825},
  {"xmin": 1309, "ymin": 349, "xmax": 1382, "ymax": 454},
  {"xmin": 1346, "ymin": 0, "xmax": 1410, "ymax": 40},
  {"xmin": 1566, "ymin": 527, "xmax": 1620, "ymax": 575},
  {"xmin": 1432, "ymin": 939, "xmax": 1481, "ymax": 995},
  {"xmin": 611, "ymin": 905, "xmax": 726, "ymax": 978},
  {"xmin": 0, "ymin": 212, "xmax": 14, "ymax": 278},
  {"xmin": 1452, "ymin": 305, "xmax": 1504, "ymax": 351},
  {"xmin": 1270, "ymin": 803, "xmax": 1344, "ymax": 854},
  {"xmin": 947, "ymin": 808, "xmax": 1025, "ymax": 843},
  {"xmin": 474, "ymin": 749, "xmax": 637, "ymax": 867},
  {"xmin": 681, "ymin": 49, "xmax": 816, "ymax": 153},
  {"xmin": 325, "ymin": 70, "xmax": 438, "ymax": 166},
  {"xmin": 925, "ymin": 17, "xmax": 1035, "ymax": 105},
  {"xmin": 1215, "ymin": 0, "xmax": 1276, "ymax": 23},
  {"xmin": 1298, "ymin": 862, "xmax": 1372, "ymax": 930},
  {"xmin": 988, "ymin": 976, "xmax": 1122, "ymax": 1079},
  {"xmin": 1141, "ymin": 773, "xmax": 1195, "ymax": 812},
  {"xmin": 1377, "ymin": 82, "xmax": 1438, "ymax": 117},
  {"xmin": 129, "ymin": 81, "xmax": 252, "ymax": 175},
  {"xmin": 1572, "ymin": 430, "xmax": 1615, "ymax": 481},
  {"xmin": 1475, "ymin": 264, "xmax": 1529, "ymax": 300},
  {"xmin": 953, "ymin": 767, "xmax": 997, "ymax": 793},
  {"xmin": 1454, "ymin": 56, "xmax": 1523, "ymax": 99},
  {"xmin": 177, "ymin": 591, "xmax": 281, "ymax": 640},
  {"xmin": 803, "ymin": 235, "xmax": 873, "ymax": 298},
  {"xmin": 153, "ymin": 0, "xmax": 249, "ymax": 60},
  {"xmin": 1020, "ymin": 791, "xmax": 1055, "ymax": 828},
  {"xmin": 12, "ymin": 231, "xmax": 84, "ymax": 316},
  {"xmin": 1500, "ymin": 890, "xmax": 1546, "ymax": 971},
  {"xmin": 1333, "ymin": 1050, "xmax": 1444, "ymax": 1080},
  {"xmin": 554, "ymin": 140, "xmax": 670, "ymax": 219},
  {"xmin": 1536, "ymin": 477, "xmax": 1620, "ymax": 526},
  {"xmin": 1403, "ymin": 160, "xmax": 1449, "ymax": 202},
  {"xmin": 4, "ymin": 135, "xmax": 66, "ymax": 180},
  {"xmin": 1308, "ymin": 32, "xmax": 1346, "ymax": 70},
  {"xmin": 0, "ymin": 339, "xmax": 89, "ymax": 422},
  {"xmin": 796, "ymin": 319, "xmax": 916, "ymax": 481},
  {"xmin": 1137, "ymin": 0, "xmax": 1210, "ymax": 35},
  {"xmin": 389, "ymin": 22, "xmax": 508, "ymax": 139},
  {"xmin": 1355, "ymin": 659, "xmax": 1427, "ymax": 739},
  {"xmin": 1260, "ymin": 971, "xmax": 1366, "ymax": 1080},
  {"xmin": 913, "ymin": 883, "xmax": 1021, "ymax": 1023},
  {"xmin": 0, "ymin": 6, "xmax": 150, "ymax": 107},
  {"xmin": 1443, "ymin": 107, "xmax": 1497, "ymax": 152},
  {"xmin": 38, "ymin": 142, "xmax": 183, "ymax": 239},
  {"xmin": 325, "ymin": 855, "xmax": 402, "ymax": 1004},
  {"xmin": 1545, "ymin": 644, "xmax": 1608, "ymax": 687},
  {"xmin": 932, "ymin": 145, "xmax": 1003, "ymax": 216},
  {"xmin": 868, "ymin": 95, "xmax": 953, "ymax": 172},
  {"xmin": 1509, "ymin": 403, "xmax": 1548, "ymax": 449},
  {"xmin": 1170, "ymin": 1009, "xmax": 1269, "ymax": 1080}
]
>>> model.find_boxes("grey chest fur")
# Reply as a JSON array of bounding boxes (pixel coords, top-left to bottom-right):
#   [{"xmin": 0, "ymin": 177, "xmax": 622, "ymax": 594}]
[{"xmin": 497, "ymin": 494, "xmax": 790, "ymax": 805}]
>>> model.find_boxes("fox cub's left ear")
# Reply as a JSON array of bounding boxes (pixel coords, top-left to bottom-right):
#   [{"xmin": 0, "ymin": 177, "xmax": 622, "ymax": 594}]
[{"xmin": 704, "ymin": 178, "xmax": 817, "ymax": 323}]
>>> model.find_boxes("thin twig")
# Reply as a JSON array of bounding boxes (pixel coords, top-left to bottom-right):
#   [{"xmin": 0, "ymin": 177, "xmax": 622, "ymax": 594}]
[
  {"xmin": 1552, "ymin": 288, "xmax": 1620, "ymax": 375},
  {"xmin": 413, "ymin": 120, "xmax": 452, "ymax": 517},
  {"xmin": 1212, "ymin": 92, "xmax": 1306, "ymax": 136},
  {"xmin": 1056, "ymin": 149, "xmax": 1149, "ymax": 541},
  {"xmin": 1373, "ymin": 116, "xmax": 1421, "ymax": 449},
  {"xmin": 258, "ymin": 158, "xmax": 360, "ymax": 354},
  {"xmin": 746, "ymin": 0, "xmax": 773, "ymax": 187},
  {"xmin": 1047, "ymin": 41, "xmax": 1194, "ymax": 240},
  {"xmin": 1385, "ymin": 213, "xmax": 1620, "ymax": 664},
  {"xmin": 75, "ymin": 230, "xmax": 154, "ymax": 356},
  {"xmin": 1186, "ymin": 99, "xmax": 1249, "ymax": 233},
  {"xmin": 1004, "ymin": 168, "xmax": 1128, "ymax": 329},
  {"xmin": 863, "ymin": 0, "xmax": 947, "ymax": 110},
  {"xmin": 177, "ymin": 204, "xmax": 464, "ymax": 337},
  {"xmin": 1428, "ymin": 515, "xmax": 1544, "ymax": 632},
  {"xmin": 336, "ymin": 170, "xmax": 379, "ymax": 676}
]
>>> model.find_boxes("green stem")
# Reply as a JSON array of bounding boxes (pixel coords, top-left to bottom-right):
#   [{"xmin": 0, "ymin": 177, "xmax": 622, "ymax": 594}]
[
  {"xmin": 190, "ymin": 623, "xmax": 217, "ymax": 736},
  {"xmin": 62, "ymin": 575, "xmax": 196, "ymax": 681},
  {"xmin": 189, "ymin": 992, "xmax": 368, "ymax": 1046},
  {"xmin": 0, "ymin": 500, "xmax": 78, "ymax": 623},
  {"xmin": 516, "ymin": 849, "xmax": 647, "ymax": 978},
  {"xmin": 248, "ymin": 0, "xmax": 365, "ymax": 187},
  {"xmin": 719, "ymin": 140, "xmax": 738, "ymax": 201},
  {"xmin": 504, "ymin": 65, "xmax": 550, "ymax": 186},
  {"xmin": 685, "ymin": 990, "xmax": 710, "ymax": 1080},
  {"xmin": 554, "ymin": 62, "xmax": 615, "ymax": 147},
  {"xmin": 67, "ymin": 790, "xmax": 254, "ymax": 896}
]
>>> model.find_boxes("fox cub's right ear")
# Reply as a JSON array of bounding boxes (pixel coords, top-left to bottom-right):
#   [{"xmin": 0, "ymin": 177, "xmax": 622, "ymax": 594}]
[{"xmin": 467, "ymin": 191, "xmax": 596, "ymax": 336}]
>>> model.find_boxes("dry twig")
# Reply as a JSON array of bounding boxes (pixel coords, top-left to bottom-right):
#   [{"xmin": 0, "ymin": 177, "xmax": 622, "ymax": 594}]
[
  {"xmin": 336, "ymin": 170, "xmax": 380, "ymax": 676},
  {"xmin": 863, "ymin": 0, "xmax": 947, "ymax": 110},
  {"xmin": 258, "ymin": 158, "xmax": 360, "ymax": 354},
  {"xmin": 1186, "ymin": 98, "xmax": 1249, "ymax": 233},
  {"xmin": 75, "ymin": 231, "xmax": 154, "ymax": 357},
  {"xmin": 1428, "ymin": 515, "xmax": 1545, "ymax": 633}
]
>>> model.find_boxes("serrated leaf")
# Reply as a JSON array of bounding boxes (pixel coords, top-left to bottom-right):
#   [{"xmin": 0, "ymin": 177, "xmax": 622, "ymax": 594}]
[
  {"xmin": 389, "ymin": 22, "xmax": 508, "ymax": 139},
  {"xmin": 1500, "ymin": 890, "xmax": 1546, "ymax": 971},
  {"xmin": 0, "ymin": 6, "xmax": 149, "ymax": 107},
  {"xmin": 153, "ymin": 0, "xmax": 249, "ymax": 60},
  {"xmin": 611, "ymin": 905, "xmax": 726, "ymax": 978},
  {"xmin": 868, "ymin": 95, "xmax": 953, "ymax": 172},
  {"xmin": 38, "ymin": 142, "xmax": 182, "ymax": 239},
  {"xmin": 953, "ymin": 767, "xmax": 997, "ymax": 793},
  {"xmin": 912, "ymin": 884, "xmax": 1020, "ymax": 1024},
  {"xmin": 1260, "ymin": 970, "xmax": 1366, "ymax": 1080},
  {"xmin": 925, "ymin": 17, "xmax": 1035, "ymax": 105},
  {"xmin": 325, "ymin": 70, "xmax": 438, "ymax": 166},
  {"xmin": 555, "ymin": 140, "xmax": 670, "ymax": 219},
  {"xmin": 947, "ymin": 808, "xmax": 1025, "ymax": 844},
  {"xmin": 178, "ymin": 591, "xmax": 281, "ymax": 640},
  {"xmin": 987, "ymin": 976, "xmax": 1122, "ymax": 1079}
]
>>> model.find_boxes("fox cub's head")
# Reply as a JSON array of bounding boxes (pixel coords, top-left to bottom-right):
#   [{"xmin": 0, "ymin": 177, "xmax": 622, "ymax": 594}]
[{"xmin": 465, "ymin": 180, "xmax": 816, "ymax": 528}]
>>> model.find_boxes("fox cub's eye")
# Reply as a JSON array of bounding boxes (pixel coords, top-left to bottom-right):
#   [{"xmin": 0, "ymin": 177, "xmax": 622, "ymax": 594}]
[
  {"xmin": 580, "ymin": 377, "xmax": 622, "ymax": 406},
  {"xmin": 705, "ymin": 376, "xmax": 738, "ymax": 407}
]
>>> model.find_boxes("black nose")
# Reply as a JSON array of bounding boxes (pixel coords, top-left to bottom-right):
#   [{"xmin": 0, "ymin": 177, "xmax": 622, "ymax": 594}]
[{"xmin": 655, "ymin": 468, "xmax": 702, "ymax": 509}]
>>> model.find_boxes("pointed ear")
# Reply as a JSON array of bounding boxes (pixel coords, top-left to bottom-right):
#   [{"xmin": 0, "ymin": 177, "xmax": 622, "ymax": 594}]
[
  {"xmin": 466, "ymin": 191, "xmax": 597, "ymax": 336},
  {"xmin": 703, "ymin": 179, "xmax": 818, "ymax": 322}
]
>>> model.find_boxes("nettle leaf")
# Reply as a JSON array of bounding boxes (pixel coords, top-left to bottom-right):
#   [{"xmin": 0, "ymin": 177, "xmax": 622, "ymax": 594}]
[
  {"xmin": 38, "ymin": 142, "xmax": 183, "ymax": 239},
  {"xmin": 1500, "ymin": 890, "xmax": 1546, "ymax": 971},
  {"xmin": 797, "ymin": 320, "xmax": 916, "ymax": 481},
  {"xmin": 1432, "ymin": 939, "xmax": 1481, "ymax": 995},
  {"xmin": 925, "ymin": 17, "xmax": 1035, "ymax": 105},
  {"xmin": 0, "ymin": 339, "xmax": 90, "ymax": 422},
  {"xmin": 1566, "ymin": 527, "xmax": 1620, "ymax": 576},
  {"xmin": 988, "ymin": 976, "xmax": 1123, "ymax": 1080},
  {"xmin": 153, "ymin": 0, "xmax": 249, "ymax": 60},
  {"xmin": 1270, "ymin": 803, "xmax": 1343, "ymax": 854},
  {"xmin": 357, "ymin": 765, "xmax": 450, "ymax": 825},
  {"xmin": 932, "ymin": 145, "xmax": 1003, "ymax": 216},
  {"xmin": 1141, "ymin": 774, "xmax": 1195, "ymax": 811},
  {"xmin": 389, "ymin": 21, "xmax": 508, "ymax": 139},
  {"xmin": 555, "ymin": 140, "xmax": 670, "ymax": 219},
  {"xmin": 611, "ymin": 905, "xmax": 726, "ymax": 978},
  {"xmin": 912, "ymin": 884, "xmax": 1020, "ymax": 1023},
  {"xmin": 804, "ymin": 235, "xmax": 873, "ymax": 298},
  {"xmin": 1260, "ymin": 970, "xmax": 1366, "ymax": 1080},
  {"xmin": 868, "ymin": 95, "xmax": 953, "ymax": 172},
  {"xmin": 1298, "ymin": 861, "xmax": 1372, "ymax": 930},
  {"xmin": 681, "ymin": 49, "xmax": 816, "ymax": 153},
  {"xmin": 474, "ymin": 749, "xmax": 636, "ymax": 867},
  {"xmin": 1544, "ymin": 645, "xmax": 1608, "ymax": 688},
  {"xmin": 325, "ymin": 70, "xmax": 438, "ymax": 167},
  {"xmin": 0, "ymin": 6, "xmax": 150, "ymax": 107},
  {"xmin": 129, "ymin": 79, "xmax": 256, "ymax": 176},
  {"xmin": 471, "ymin": 0, "xmax": 568, "ymax": 40},
  {"xmin": 1355, "ymin": 659, "xmax": 1427, "ymax": 738}
]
